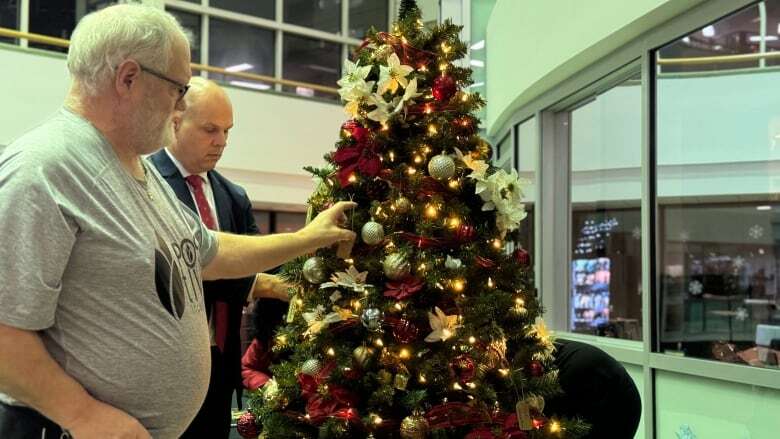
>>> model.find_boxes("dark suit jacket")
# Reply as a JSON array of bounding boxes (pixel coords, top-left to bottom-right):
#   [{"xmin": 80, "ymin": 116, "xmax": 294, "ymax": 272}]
[{"xmin": 148, "ymin": 149, "xmax": 258, "ymax": 401}]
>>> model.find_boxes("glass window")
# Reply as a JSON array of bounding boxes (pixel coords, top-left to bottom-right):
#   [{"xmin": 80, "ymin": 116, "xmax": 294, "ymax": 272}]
[
  {"xmin": 28, "ymin": 0, "xmax": 110, "ymax": 52},
  {"xmin": 495, "ymin": 132, "xmax": 511, "ymax": 169},
  {"xmin": 516, "ymin": 117, "xmax": 537, "ymax": 271},
  {"xmin": 209, "ymin": 18, "xmax": 275, "ymax": 91},
  {"xmin": 284, "ymin": 0, "xmax": 341, "ymax": 34},
  {"xmin": 210, "ymin": 0, "xmax": 274, "ymax": 20},
  {"xmin": 349, "ymin": 0, "xmax": 387, "ymax": 39},
  {"xmin": 167, "ymin": 8, "xmax": 201, "ymax": 64},
  {"xmin": 252, "ymin": 210, "xmax": 271, "ymax": 235},
  {"xmin": 656, "ymin": 0, "xmax": 780, "ymax": 366},
  {"xmin": 283, "ymin": 34, "xmax": 340, "ymax": 100},
  {"xmin": 275, "ymin": 212, "xmax": 306, "ymax": 233},
  {"xmin": 569, "ymin": 72, "xmax": 643, "ymax": 340},
  {"xmin": 0, "ymin": 0, "xmax": 18, "ymax": 44}
]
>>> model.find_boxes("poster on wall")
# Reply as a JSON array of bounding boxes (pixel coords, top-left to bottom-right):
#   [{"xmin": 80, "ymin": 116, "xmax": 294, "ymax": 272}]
[{"xmin": 571, "ymin": 257, "xmax": 611, "ymax": 331}]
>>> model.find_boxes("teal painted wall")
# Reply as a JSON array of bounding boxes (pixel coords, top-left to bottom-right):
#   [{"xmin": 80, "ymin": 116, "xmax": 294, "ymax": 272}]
[{"xmin": 484, "ymin": 0, "xmax": 704, "ymax": 136}]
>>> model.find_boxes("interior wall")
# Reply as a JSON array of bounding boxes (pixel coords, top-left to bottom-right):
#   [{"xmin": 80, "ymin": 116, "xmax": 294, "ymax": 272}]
[{"xmin": 0, "ymin": 45, "xmax": 348, "ymax": 209}]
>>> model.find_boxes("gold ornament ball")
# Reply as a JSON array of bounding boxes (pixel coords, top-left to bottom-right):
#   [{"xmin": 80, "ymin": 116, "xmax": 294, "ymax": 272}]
[
  {"xmin": 383, "ymin": 253, "xmax": 411, "ymax": 280},
  {"xmin": 395, "ymin": 196, "xmax": 412, "ymax": 214},
  {"xmin": 301, "ymin": 358, "xmax": 323, "ymax": 376},
  {"xmin": 427, "ymin": 154, "xmax": 456, "ymax": 181},
  {"xmin": 361, "ymin": 221, "xmax": 385, "ymax": 246},
  {"xmin": 353, "ymin": 346, "xmax": 375, "ymax": 368},
  {"xmin": 400, "ymin": 414, "xmax": 430, "ymax": 439}
]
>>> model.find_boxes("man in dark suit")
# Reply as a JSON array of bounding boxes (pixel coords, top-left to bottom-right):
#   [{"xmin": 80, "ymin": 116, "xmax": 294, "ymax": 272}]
[{"xmin": 149, "ymin": 77, "xmax": 289, "ymax": 439}]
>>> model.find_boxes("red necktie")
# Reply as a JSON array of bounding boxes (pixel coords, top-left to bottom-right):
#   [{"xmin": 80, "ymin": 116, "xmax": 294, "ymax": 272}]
[{"xmin": 185, "ymin": 175, "xmax": 228, "ymax": 352}]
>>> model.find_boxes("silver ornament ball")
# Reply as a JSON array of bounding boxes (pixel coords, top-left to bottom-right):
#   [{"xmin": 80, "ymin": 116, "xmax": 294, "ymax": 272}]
[
  {"xmin": 302, "ymin": 256, "xmax": 327, "ymax": 284},
  {"xmin": 361, "ymin": 308, "xmax": 384, "ymax": 332},
  {"xmin": 301, "ymin": 358, "xmax": 323, "ymax": 376},
  {"xmin": 361, "ymin": 221, "xmax": 385, "ymax": 246},
  {"xmin": 352, "ymin": 345, "xmax": 375, "ymax": 368},
  {"xmin": 428, "ymin": 154, "xmax": 456, "ymax": 181},
  {"xmin": 383, "ymin": 253, "xmax": 410, "ymax": 280}
]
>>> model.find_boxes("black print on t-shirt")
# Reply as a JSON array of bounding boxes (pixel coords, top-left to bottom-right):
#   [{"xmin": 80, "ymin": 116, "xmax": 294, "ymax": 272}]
[{"xmin": 154, "ymin": 232, "xmax": 203, "ymax": 319}]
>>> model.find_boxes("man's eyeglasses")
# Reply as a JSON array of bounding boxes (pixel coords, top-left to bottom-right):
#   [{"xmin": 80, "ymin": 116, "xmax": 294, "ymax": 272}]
[{"xmin": 139, "ymin": 64, "xmax": 190, "ymax": 100}]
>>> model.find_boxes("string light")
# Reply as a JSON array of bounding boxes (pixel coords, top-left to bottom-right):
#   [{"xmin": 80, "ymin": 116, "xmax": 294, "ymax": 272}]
[
  {"xmin": 442, "ymin": 329, "xmax": 453, "ymax": 340},
  {"xmin": 351, "ymin": 299, "xmax": 362, "ymax": 311},
  {"xmin": 492, "ymin": 239, "xmax": 503, "ymax": 249},
  {"xmin": 461, "ymin": 92, "xmax": 469, "ymax": 102},
  {"xmin": 394, "ymin": 302, "xmax": 403, "ymax": 311},
  {"xmin": 487, "ymin": 277, "xmax": 494, "ymax": 288},
  {"xmin": 452, "ymin": 279, "xmax": 465, "ymax": 292},
  {"xmin": 425, "ymin": 204, "xmax": 438, "ymax": 218},
  {"xmin": 399, "ymin": 348, "xmax": 411, "ymax": 359},
  {"xmin": 295, "ymin": 298, "xmax": 304, "ymax": 306},
  {"xmin": 414, "ymin": 154, "xmax": 423, "ymax": 164},
  {"xmin": 448, "ymin": 216, "xmax": 461, "ymax": 228},
  {"xmin": 441, "ymin": 42, "xmax": 451, "ymax": 53},
  {"xmin": 452, "ymin": 382, "xmax": 463, "ymax": 390},
  {"xmin": 550, "ymin": 421, "xmax": 561, "ymax": 433},
  {"xmin": 389, "ymin": 151, "xmax": 395, "ymax": 162},
  {"xmin": 448, "ymin": 179, "xmax": 459, "ymax": 189},
  {"xmin": 428, "ymin": 124, "xmax": 438, "ymax": 135},
  {"xmin": 326, "ymin": 347, "xmax": 335, "ymax": 356},
  {"xmin": 408, "ymin": 167, "xmax": 417, "ymax": 175},
  {"xmin": 371, "ymin": 414, "xmax": 383, "ymax": 425},
  {"xmin": 424, "ymin": 104, "xmax": 433, "ymax": 114},
  {"xmin": 374, "ymin": 338, "xmax": 384, "ymax": 347},
  {"xmin": 423, "ymin": 145, "xmax": 432, "ymax": 154},
  {"xmin": 498, "ymin": 368, "xmax": 509, "ymax": 377},
  {"xmin": 439, "ymin": 63, "xmax": 448, "ymax": 72},
  {"xmin": 348, "ymin": 174, "xmax": 357, "ymax": 183},
  {"xmin": 466, "ymin": 382, "xmax": 476, "ymax": 389},
  {"xmin": 381, "ymin": 122, "xmax": 389, "ymax": 131},
  {"xmin": 468, "ymin": 336, "xmax": 476, "ymax": 344},
  {"xmin": 276, "ymin": 335, "xmax": 287, "ymax": 345},
  {"xmin": 418, "ymin": 374, "xmax": 427, "ymax": 383},
  {"xmin": 418, "ymin": 64, "xmax": 428, "ymax": 72}
]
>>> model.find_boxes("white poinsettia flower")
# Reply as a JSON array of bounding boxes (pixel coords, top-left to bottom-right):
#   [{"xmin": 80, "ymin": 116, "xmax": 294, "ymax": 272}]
[
  {"xmin": 377, "ymin": 53, "xmax": 414, "ymax": 95},
  {"xmin": 392, "ymin": 77, "xmax": 422, "ymax": 114},
  {"xmin": 329, "ymin": 290, "xmax": 343, "ymax": 303},
  {"xmin": 320, "ymin": 265, "xmax": 373, "ymax": 292},
  {"xmin": 528, "ymin": 317, "xmax": 556, "ymax": 360},
  {"xmin": 341, "ymin": 80, "xmax": 375, "ymax": 118},
  {"xmin": 337, "ymin": 59, "xmax": 372, "ymax": 91},
  {"xmin": 476, "ymin": 168, "xmax": 528, "ymax": 236},
  {"xmin": 302, "ymin": 304, "xmax": 348, "ymax": 337},
  {"xmin": 425, "ymin": 306, "xmax": 461, "ymax": 343},
  {"xmin": 444, "ymin": 255, "xmax": 462, "ymax": 270},
  {"xmin": 262, "ymin": 378, "xmax": 279, "ymax": 400},
  {"xmin": 454, "ymin": 147, "xmax": 489, "ymax": 182},
  {"xmin": 365, "ymin": 92, "xmax": 396, "ymax": 124}
]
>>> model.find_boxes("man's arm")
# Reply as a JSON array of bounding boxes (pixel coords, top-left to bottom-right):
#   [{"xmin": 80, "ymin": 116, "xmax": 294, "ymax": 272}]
[
  {"xmin": 251, "ymin": 273, "xmax": 292, "ymax": 302},
  {"xmin": 0, "ymin": 323, "xmax": 150, "ymax": 438},
  {"xmin": 203, "ymin": 201, "xmax": 356, "ymax": 281}
]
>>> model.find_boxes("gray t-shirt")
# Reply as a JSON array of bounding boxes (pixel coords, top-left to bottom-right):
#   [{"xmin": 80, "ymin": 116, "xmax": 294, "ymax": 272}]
[{"xmin": 0, "ymin": 109, "xmax": 218, "ymax": 438}]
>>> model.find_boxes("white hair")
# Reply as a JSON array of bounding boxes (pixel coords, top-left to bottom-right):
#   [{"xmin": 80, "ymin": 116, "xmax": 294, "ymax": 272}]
[{"xmin": 67, "ymin": 4, "xmax": 190, "ymax": 96}]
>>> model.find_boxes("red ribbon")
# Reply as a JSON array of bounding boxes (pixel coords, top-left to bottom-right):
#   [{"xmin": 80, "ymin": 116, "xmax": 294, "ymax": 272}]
[{"xmin": 425, "ymin": 402, "xmax": 487, "ymax": 429}]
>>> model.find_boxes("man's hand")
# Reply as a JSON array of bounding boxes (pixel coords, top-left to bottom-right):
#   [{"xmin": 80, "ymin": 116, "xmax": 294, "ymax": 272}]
[
  {"xmin": 65, "ymin": 399, "xmax": 150, "ymax": 439},
  {"xmin": 298, "ymin": 201, "xmax": 357, "ymax": 251}
]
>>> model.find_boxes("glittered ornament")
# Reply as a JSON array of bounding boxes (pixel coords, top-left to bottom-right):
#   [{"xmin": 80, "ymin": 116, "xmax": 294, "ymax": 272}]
[
  {"xmin": 514, "ymin": 248, "xmax": 531, "ymax": 267},
  {"xmin": 528, "ymin": 360, "xmax": 544, "ymax": 377},
  {"xmin": 432, "ymin": 75, "xmax": 457, "ymax": 102},
  {"xmin": 394, "ymin": 372, "xmax": 409, "ymax": 390},
  {"xmin": 237, "ymin": 411, "xmax": 259, "ymax": 438},
  {"xmin": 389, "ymin": 317, "xmax": 420, "ymax": 344},
  {"xmin": 427, "ymin": 154, "xmax": 456, "ymax": 181},
  {"xmin": 341, "ymin": 119, "xmax": 369, "ymax": 143},
  {"xmin": 383, "ymin": 253, "xmax": 411, "ymax": 280},
  {"xmin": 353, "ymin": 346, "xmax": 375, "ymax": 368},
  {"xmin": 450, "ymin": 354, "xmax": 476, "ymax": 384},
  {"xmin": 361, "ymin": 308, "xmax": 384, "ymax": 331},
  {"xmin": 394, "ymin": 196, "xmax": 412, "ymax": 214},
  {"xmin": 301, "ymin": 358, "xmax": 323, "ymax": 376},
  {"xmin": 302, "ymin": 256, "xmax": 327, "ymax": 284},
  {"xmin": 373, "ymin": 44, "xmax": 395, "ymax": 61},
  {"xmin": 361, "ymin": 221, "xmax": 385, "ymax": 246},
  {"xmin": 400, "ymin": 413, "xmax": 430, "ymax": 439},
  {"xmin": 477, "ymin": 139, "xmax": 493, "ymax": 160},
  {"xmin": 365, "ymin": 179, "xmax": 390, "ymax": 200},
  {"xmin": 455, "ymin": 224, "xmax": 476, "ymax": 243}
]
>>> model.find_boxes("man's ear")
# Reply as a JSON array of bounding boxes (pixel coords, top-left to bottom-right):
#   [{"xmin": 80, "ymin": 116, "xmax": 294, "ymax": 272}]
[
  {"xmin": 172, "ymin": 113, "xmax": 182, "ymax": 132},
  {"xmin": 115, "ymin": 59, "xmax": 142, "ymax": 98}
]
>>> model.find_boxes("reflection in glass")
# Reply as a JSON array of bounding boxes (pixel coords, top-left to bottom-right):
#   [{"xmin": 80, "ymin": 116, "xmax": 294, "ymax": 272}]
[
  {"xmin": 349, "ymin": 0, "xmax": 387, "ymax": 38},
  {"xmin": 167, "ymin": 9, "xmax": 201, "ymax": 64},
  {"xmin": 284, "ymin": 0, "xmax": 341, "ymax": 34},
  {"xmin": 657, "ymin": 0, "xmax": 780, "ymax": 368},
  {"xmin": 516, "ymin": 118, "xmax": 537, "ymax": 282},
  {"xmin": 0, "ymin": 0, "xmax": 18, "ymax": 44},
  {"xmin": 28, "ymin": 0, "xmax": 110, "ymax": 52},
  {"xmin": 282, "ymin": 34, "xmax": 341, "ymax": 100},
  {"xmin": 569, "ymin": 73, "xmax": 643, "ymax": 340},
  {"xmin": 209, "ymin": 18, "xmax": 275, "ymax": 91},
  {"xmin": 210, "ymin": 0, "xmax": 274, "ymax": 19}
]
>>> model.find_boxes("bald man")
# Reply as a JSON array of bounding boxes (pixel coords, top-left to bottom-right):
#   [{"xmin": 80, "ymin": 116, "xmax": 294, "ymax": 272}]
[{"xmin": 148, "ymin": 77, "xmax": 286, "ymax": 438}]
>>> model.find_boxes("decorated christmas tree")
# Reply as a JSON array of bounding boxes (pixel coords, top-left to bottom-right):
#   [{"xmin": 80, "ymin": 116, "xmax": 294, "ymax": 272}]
[{"xmin": 244, "ymin": 1, "xmax": 589, "ymax": 437}]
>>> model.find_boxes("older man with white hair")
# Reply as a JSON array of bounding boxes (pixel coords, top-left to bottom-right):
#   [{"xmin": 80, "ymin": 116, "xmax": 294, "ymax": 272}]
[{"xmin": 0, "ymin": 4, "xmax": 354, "ymax": 439}]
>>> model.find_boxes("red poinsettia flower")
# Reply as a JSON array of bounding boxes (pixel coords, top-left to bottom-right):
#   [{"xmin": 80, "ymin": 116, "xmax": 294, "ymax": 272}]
[
  {"xmin": 333, "ymin": 141, "xmax": 381, "ymax": 187},
  {"xmin": 384, "ymin": 276, "xmax": 425, "ymax": 300},
  {"xmin": 464, "ymin": 427, "xmax": 497, "ymax": 439}
]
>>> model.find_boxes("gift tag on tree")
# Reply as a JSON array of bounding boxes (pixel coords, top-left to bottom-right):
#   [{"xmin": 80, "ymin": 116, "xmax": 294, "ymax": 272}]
[{"xmin": 515, "ymin": 400, "xmax": 533, "ymax": 430}]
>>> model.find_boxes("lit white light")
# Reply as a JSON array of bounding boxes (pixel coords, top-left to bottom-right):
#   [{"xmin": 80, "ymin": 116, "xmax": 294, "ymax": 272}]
[
  {"xmin": 469, "ymin": 59, "xmax": 485, "ymax": 68},
  {"xmin": 757, "ymin": 205, "xmax": 772, "ymax": 211},
  {"xmin": 229, "ymin": 81, "xmax": 271, "ymax": 90},
  {"xmin": 749, "ymin": 35, "xmax": 779, "ymax": 42},
  {"xmin": 682, "ymin": 36, "xmax": 691, "ymax": 44},
  {"xmin": 702, "ymin": 25, "xmax": 715, "ymax": 37},
  {"xmin": 225, "ymin": 63, "xmax": 254, "ymax": 72},
  {"xmin": 470, "ymin": 40, "xmax": 485, "ymax": 51},
  {"xmin": 468, "ymin": 82, "xmax": 485, "ymax": 89},
  {"xmin": 296, "ymin": 87, "xmax": 315, "ymax": 97}
]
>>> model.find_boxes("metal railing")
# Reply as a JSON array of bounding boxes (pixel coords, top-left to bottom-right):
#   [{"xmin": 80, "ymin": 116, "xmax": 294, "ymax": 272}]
[{"xmin": 0, "ymin": 27, "xmax": 340, "ymax": 96}]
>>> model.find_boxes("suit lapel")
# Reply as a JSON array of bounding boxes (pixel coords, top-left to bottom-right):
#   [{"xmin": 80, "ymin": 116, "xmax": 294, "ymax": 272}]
[
  {"xmin": 149, "ymin": 150, "xmax": 197, "ymax": 214},
  {"xmin": 209, "ymin": 172, "xmax": 233, "ymax": 232}
]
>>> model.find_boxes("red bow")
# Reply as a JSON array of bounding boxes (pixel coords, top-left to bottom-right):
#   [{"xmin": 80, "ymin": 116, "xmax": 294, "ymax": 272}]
[
  {"xmin": 384, "ymin": 276, "xmax": 425, "ymax": 300},
  {"xmin": 333, "ymin": 141, "xmax": 381, "ymax": 187}
]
